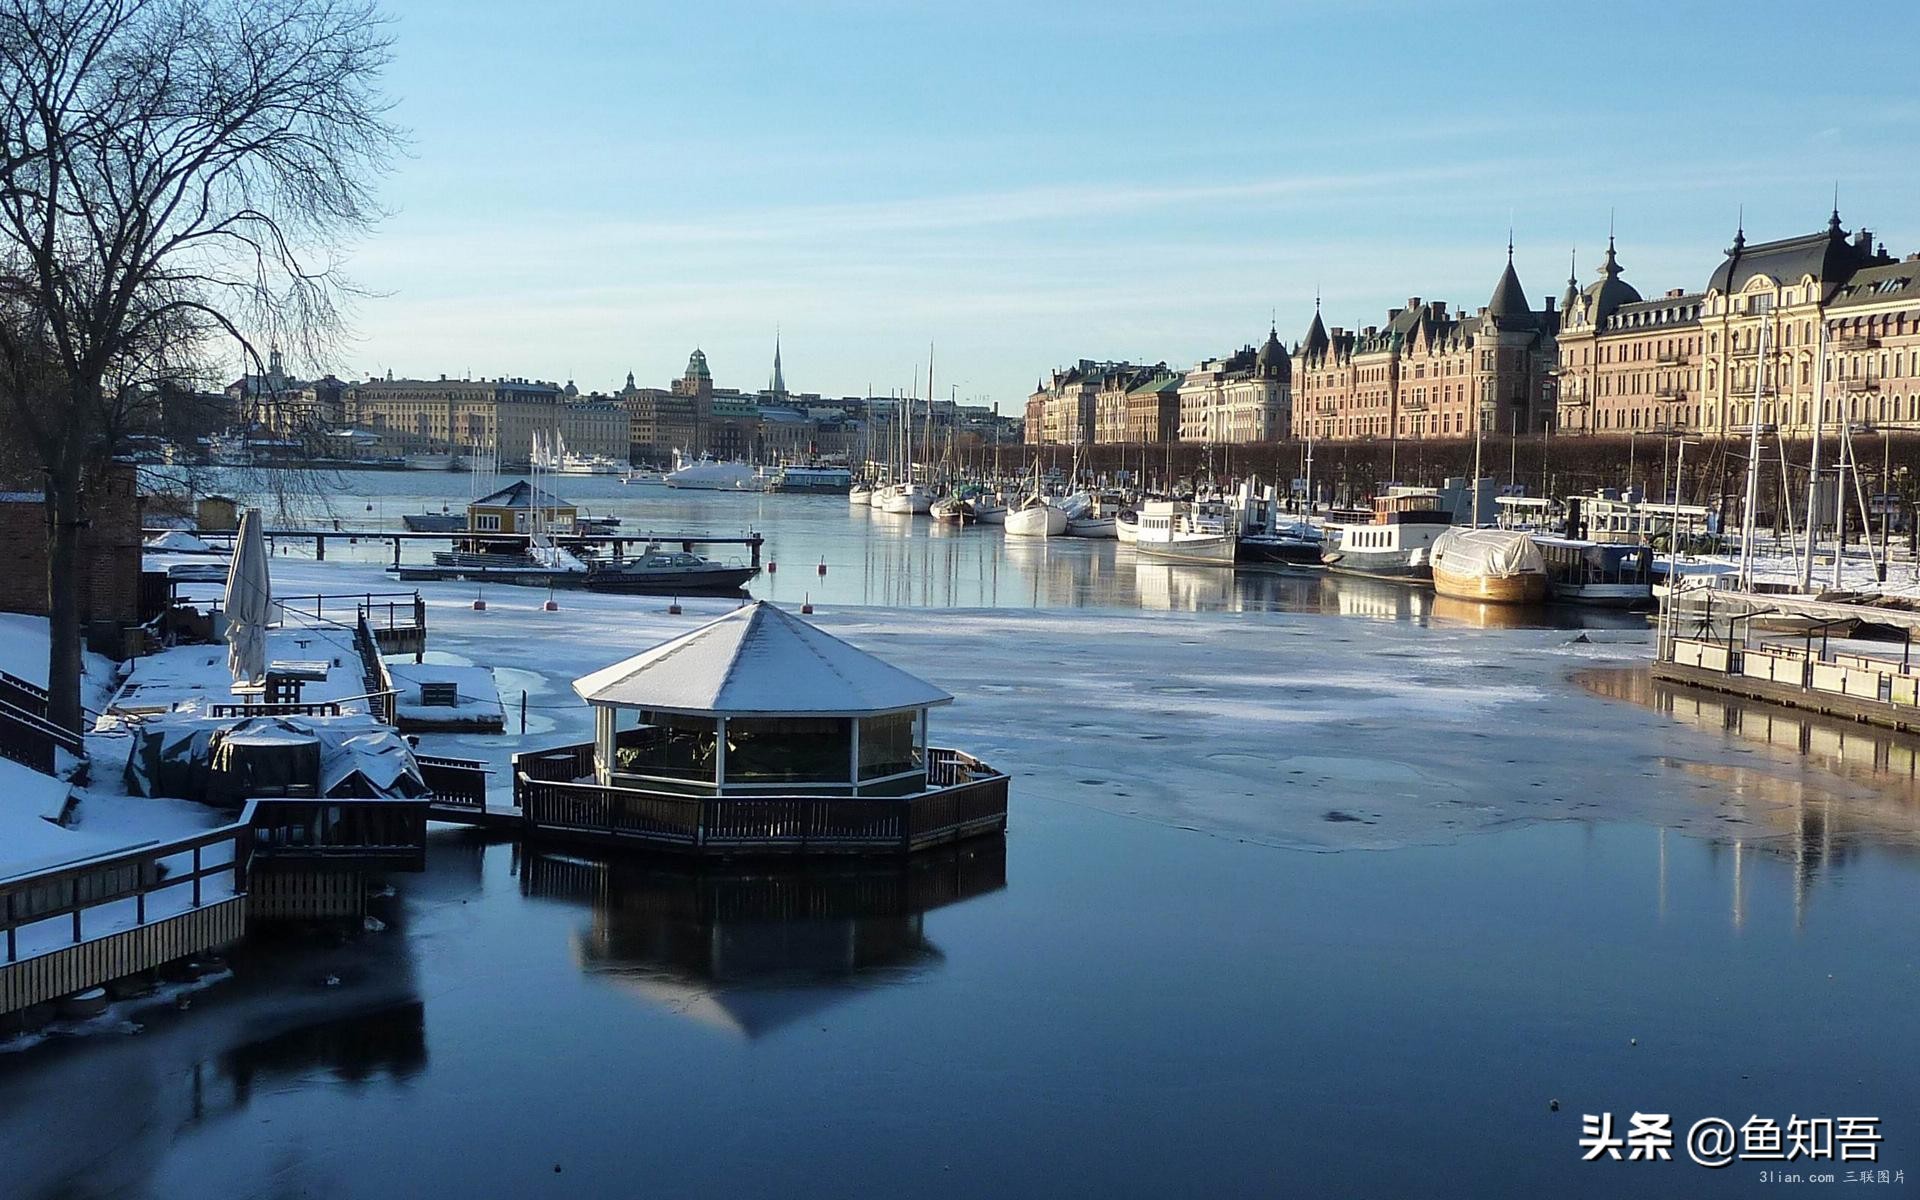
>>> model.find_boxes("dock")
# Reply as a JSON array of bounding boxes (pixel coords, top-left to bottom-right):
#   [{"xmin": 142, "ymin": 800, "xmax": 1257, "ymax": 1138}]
[
  {"xmin": 145, "ymin": 527, "xmax": 765, "ymax": 569},
  {"xmin": 1654, "ymin": 588, "xmax": 1920, "ymax": 733}
]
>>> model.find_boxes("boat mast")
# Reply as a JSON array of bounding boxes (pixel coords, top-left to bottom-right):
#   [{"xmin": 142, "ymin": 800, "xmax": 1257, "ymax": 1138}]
[
  {"xmin": 1801, "ymin": 318, "xmax": 1826, "ymax": 591},
  {"xmin": 1737, "ymin": 317, "xmax": 1770, "ymax": 591}
]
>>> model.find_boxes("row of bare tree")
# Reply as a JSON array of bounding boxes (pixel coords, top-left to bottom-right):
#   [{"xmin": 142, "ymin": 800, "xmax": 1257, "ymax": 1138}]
[{"xmin": 0, "ymin": 0, "xmax": 397, "ymax": 733}]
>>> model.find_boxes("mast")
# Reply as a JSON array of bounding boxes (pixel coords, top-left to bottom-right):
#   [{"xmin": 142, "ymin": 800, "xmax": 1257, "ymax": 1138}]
[
  {"xmin": 1737, "ymin": 317, "xmax": 1770, "ymax": 591},
  {"xmin": 1801, "ymin": 318, "xmax": 1826, "ymax": 591}
]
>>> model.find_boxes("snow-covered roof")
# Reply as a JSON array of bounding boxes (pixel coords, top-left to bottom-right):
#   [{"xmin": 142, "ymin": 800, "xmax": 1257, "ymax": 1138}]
[
  {"xmin": 572, "ymin": 602, "xmax": 953, "ymax": 717},
  {"xmin": 471, "ymin": 479, "xmax": 573, "ymax": 509}
]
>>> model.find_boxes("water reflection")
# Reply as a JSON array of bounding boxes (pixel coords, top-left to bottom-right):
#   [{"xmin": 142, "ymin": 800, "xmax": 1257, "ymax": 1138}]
[
  {"xmin": 520, "ymin": 840, "xmax": 1006, "ymax": 1038},
  {"xmin": 1581, "ymin": 666, "xmax": 1920, "ymax": 926}
]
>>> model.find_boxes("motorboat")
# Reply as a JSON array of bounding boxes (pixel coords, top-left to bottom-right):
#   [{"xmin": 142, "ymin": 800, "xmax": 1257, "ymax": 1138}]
[
  {"xmin": 621, "ymin": 468, "xmax": 668, "ymax": 486},
  {"xmin": 766, "ymin": 465, "xmax": 853, "ymax": 494},
  {"xmin": 1428, "ymin": 527, "xmax": 1548, "ymax": 604},
  {"xmin": 1237, "ymin": 521, "xmax": 1322, "ymax": 565},
  {"xmin": 557, "ymin": 453, "xmax": 626, "ymax": 475},
  {"xmin": 584, "ymin": 545, "xmax": 760, "ymax": 594}
]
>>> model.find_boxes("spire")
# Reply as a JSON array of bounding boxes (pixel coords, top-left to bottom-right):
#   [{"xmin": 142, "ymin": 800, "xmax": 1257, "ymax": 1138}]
[
  {"xmin": 1829, "ymin": 185, "xmax": 1843, "ymax": 237},
  {"xmin": 770, "ymin": 328, "xmax": 786, "ymax": 397},
  {"xmin": 1487, "ymin": 241, "xmax": 1530, "ymax": 319}
]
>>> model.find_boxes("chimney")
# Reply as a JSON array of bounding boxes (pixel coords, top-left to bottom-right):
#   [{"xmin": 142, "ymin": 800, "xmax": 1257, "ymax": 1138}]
[
  {"xmin": 1407, "ymin": 297, "xmax": 1422, "ymax": 311},
  {"xmin": 1545, "ymin": 297, "xmax": 1556, "ymax": 314}
]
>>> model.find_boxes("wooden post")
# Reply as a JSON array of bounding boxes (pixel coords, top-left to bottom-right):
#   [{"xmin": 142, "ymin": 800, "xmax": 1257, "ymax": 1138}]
[
  {"xmin": 849, "ymin": 717, "xmax": 861, "ymax": 798},
  {"xmin": 315, "ymin": 535, "xmax": 325, "ymax": 561},
  {"xmin": 714, "ymin": 716, "xmax": 727, "ymax": 795}
]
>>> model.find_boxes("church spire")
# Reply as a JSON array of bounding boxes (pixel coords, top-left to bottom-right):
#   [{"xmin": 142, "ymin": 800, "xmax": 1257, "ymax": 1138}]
[{"xmin": 769, "ymin": 328, "xmax": 787, "ymax": 398}]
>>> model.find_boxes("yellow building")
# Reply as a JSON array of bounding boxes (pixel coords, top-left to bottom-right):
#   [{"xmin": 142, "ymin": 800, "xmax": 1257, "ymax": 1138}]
[{"xmin": 467, "ymin": 480, "xmax": 578, "ymax": 535}]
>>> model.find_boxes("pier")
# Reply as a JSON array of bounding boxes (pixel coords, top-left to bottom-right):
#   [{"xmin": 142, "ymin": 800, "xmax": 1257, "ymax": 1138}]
[
  {"xmin": 1653, "ymin": 589, "xmax": 1920, "ymax": 732},
  {"xmin": 147, "ymin": 526, "xmax": 765, "ymax": 570}
]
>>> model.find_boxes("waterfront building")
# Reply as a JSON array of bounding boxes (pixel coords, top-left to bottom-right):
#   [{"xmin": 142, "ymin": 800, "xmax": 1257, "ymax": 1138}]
[
  {"xmin": 346, "ymin": 375, "xmax": 625, "ymax": 464},
  {"xmin": 1126, "ymin": 370, "xmax": 1184, "ymax": 443},
  {"xmin": 1554, "ymin": 240, "xmax": 1703, "ymax": 435},
  {"xmin": 1177, "ymin": 327, "xmax": 1291, "ymax": 444},
  {"xmin": 1293, "ymin": 248, "xmax": 1559, "ymax": 442},
  {"xmin": 1026, "ymin": 360, "xmax": 1159, "ymax": 445}
]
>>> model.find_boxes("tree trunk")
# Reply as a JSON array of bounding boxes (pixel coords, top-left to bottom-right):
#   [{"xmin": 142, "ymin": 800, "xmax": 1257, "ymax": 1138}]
[{"xmin": 44, "ymin": 467, "xmax": 87, "ymax": 737}]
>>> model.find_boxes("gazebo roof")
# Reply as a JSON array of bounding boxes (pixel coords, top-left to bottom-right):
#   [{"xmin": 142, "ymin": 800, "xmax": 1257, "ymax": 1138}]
[{"xmin": 572, "ymin": 602, "xmax": 953, "ymax": 718}]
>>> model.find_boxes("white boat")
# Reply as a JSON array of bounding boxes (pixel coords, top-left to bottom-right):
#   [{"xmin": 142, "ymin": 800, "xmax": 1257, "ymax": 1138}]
[
  {"xmin": 930, "ymin": 495, "xmax": 970, "ymax": 523},
  {"xmin": 1065, "ymin": 515, "xmax": 1117, "ymax": 539},
  {"xmin": 1132, "ymin": 500, "xmax": 1236, "ymax": 565},
  {"xmin": 1320, "ymin": 488, "xmax": 1453, "ymax": 581},
  {"xmin": 1005, "ymin": 497, "xmax": 1068, "ymax": 538},
  {"xmin": 622, "ymin": 468, "xmax": 668, "ymax": 486},
  {"xmin": 665, "ymin": 453, "xmax": 757, "ymax": 490},
  {"xmin": 879, "ymin": 482, "xmax": 931, "ymax": 515},
  {"xmin": 849, "ymin": 484, "xmax": 874, "ymax": 505},
  {"xmin": 1115, "ymin": 510, "xmax": 1139, "ymax": 544},
  {"xmin": 405, "ymin": 452, "xmax": 456, "ymax": 471},
  {"xmin": 558, "ymin": 453, "xmax": 626, "ymax": 476}
]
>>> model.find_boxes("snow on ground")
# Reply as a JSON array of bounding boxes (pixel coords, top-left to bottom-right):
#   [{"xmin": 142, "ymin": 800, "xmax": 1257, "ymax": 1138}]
[
  {"xmin": 261, "ymin": 556, "xmax": 1920, "ymax": 854},
  {"xmin": 111, "ymin": 621, "xmax": 367, "ymax": 717},
  {"xmin": 0, "ymin": 613, "xmax": 118, "ymax": 710},
  {"xmin": 386, "ymin": 662, "xmax": 503, "ymax": 726}
]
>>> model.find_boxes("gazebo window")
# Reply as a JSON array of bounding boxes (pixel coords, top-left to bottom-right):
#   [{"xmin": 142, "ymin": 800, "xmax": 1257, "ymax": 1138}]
[
  {"xmin": 724, "ymin": 716, "xmax": 849, "ymax": 783},
  {"xmin": 859, "ymin": 711, "xmax": 921, "ymax": 780},
  {"xmin": 618, "ymin": 711, "xmax": 715, "ymax": 781}
]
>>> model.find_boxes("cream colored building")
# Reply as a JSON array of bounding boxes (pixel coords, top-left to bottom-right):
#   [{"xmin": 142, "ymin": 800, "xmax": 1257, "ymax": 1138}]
[{"xmin": 1176, "ymin": 328, "xmax": 1291, "ymax": 444}]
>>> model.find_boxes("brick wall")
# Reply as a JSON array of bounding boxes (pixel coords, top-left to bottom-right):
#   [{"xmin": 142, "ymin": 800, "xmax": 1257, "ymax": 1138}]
[{"xmin": 0, "ymin": 460, "xmax": 144, "ymax": 655}]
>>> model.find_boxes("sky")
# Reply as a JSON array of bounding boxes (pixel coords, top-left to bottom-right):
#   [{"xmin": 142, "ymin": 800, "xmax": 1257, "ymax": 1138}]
[{"xmin": 328, "ymin": 0, "xmax": 1920, "ymax": 412}]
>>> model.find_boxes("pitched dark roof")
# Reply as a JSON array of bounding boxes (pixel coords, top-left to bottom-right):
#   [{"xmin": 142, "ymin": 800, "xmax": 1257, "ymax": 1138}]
[
  {"xmin": 1706, "ymin": 216, "xmax": 1891, "ymax": 297},
  {"xmin": 1487, "ymin": 257, "xmax": 1531, "ymax": 319},
  {"xmin": 472, "ymin": 479, "xmax": 573, "ymax": 509}
]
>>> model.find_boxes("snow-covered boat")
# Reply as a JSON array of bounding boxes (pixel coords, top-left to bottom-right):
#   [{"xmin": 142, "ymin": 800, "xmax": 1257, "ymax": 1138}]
[
  {"xmin": 1429, "ymin": 527, "xmax": 1548, "ymax": 604},
  {"xmin": 405, "ymin": 452, "xmax": 457, "ymax": 471}
]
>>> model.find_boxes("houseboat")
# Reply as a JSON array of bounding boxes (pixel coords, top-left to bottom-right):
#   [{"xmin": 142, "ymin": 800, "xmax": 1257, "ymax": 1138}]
[
  {"xmin": 1532, "ymin": 536, "xmax": 1655, "ymax": 607},
  {"xmin": 1319, "ymin": 488, "xmax": 1452, "ymax": 581},
  {"xmin": 766, "ymin": 464, "xmax": 853, "ymax": 494},
  {"xmin": 1428, "ymin": 527, "xmax": 1548, "ymax": 604}
]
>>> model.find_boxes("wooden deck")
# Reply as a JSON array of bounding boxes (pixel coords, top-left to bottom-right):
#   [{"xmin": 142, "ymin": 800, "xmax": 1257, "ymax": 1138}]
[
  {"xmin": 1652, "ymin": 658, "xmax": 1920, "ymax": 734},
  {"xmin": 504, "ymin": 742, "xmax": 1008, "ymax": 857}
]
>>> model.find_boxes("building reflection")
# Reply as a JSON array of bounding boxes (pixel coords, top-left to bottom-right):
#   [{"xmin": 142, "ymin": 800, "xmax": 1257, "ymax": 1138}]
[
  {"xmin": 1580, "ymin": 666, "xmax": 1920, "ymax": 927},
  {"xmin": 521, "ymin": 839, "xmax": 1007, "ymax": 1038}
]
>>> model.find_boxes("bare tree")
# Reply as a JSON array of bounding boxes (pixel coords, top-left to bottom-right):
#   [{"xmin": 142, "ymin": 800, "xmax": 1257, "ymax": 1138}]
[{"xmin": 0, "ymin": 0, "xmax": 398, "ymax": 733}]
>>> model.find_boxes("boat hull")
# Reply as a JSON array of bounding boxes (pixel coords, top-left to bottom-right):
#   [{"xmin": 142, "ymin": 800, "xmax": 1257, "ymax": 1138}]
[
  {"xmin": 1547, "ymin": 581, "xmax": 1653, "ymax": 608},
  {"xmin": 1134, "ymin": 534, "xmax": 1237, "ymax": 566},
  {"xmin": 849, "ymin": 488, "xmax": 873, "ymax": 505},
  {"xmin": 1431, "ymin": 565, "xmax": 1548, "ymax": 604},
  {"xmin": 970, "ymin": 504, "xmax": 1008, "ymax": 525},
  {"xmin": 1237, "ymin": 536, "xmax": 1321, "ymax": 565},
  {"xmin": 880, "ymin": 492, "xmax": 932, "ymax": 515},
  {"xmin": 1115, "ymin": 515, "xmax": 1138, "ymax": 544},
  {"xmin": 1065, "ymin": 516, "xmax": 1117, "ymax": 539},
  {"xmin": 584, "ymin": 565, "xmax": 759, "ymax": 594},
  {"xmin": 1005, "ymin": 505, "xmax": 1067, "ymax": 537}
]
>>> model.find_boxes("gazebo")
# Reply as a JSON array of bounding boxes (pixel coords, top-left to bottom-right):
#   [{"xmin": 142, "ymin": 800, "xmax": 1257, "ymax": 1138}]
[{"xmin": 512, "ymin": 602, "xmax": 1008, "ymax": 855}]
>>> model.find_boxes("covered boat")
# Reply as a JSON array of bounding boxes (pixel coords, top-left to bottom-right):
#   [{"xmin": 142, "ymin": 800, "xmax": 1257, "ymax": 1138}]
[{"xmin": 1428, "ymin": 528, "xmax": 1548, "ymax": 604}]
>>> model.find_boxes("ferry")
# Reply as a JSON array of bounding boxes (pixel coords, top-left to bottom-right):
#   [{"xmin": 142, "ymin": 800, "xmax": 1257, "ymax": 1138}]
[
  {"xmin": 1132, "ymin": 499, "xmax": 1236, "ymax": 566},
  {"xmin": 1533, "ymin": 536, "xmax": 1655, "ymax": 607},
  {"xmin": 557, "ymin": 453, "xmax": 627, "ymax": 476},
  {"xmin": 1429, "ymin": 527, "xmax": 1548, "ymax": 604},
  {"xmin": 1320, "ymin": 487, "xmax": 1453, "ymax": 581}
]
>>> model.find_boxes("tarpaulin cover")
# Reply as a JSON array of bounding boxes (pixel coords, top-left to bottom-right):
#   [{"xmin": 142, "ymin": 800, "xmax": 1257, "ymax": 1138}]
[{"xmin": 1430, "ymin": 528, "xmax": 1546, "ymax": 580}]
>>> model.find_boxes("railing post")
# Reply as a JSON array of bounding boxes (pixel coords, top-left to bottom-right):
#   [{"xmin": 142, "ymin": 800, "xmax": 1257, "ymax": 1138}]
[
  {"xmin": 192, "ymin": 844, "xmax": 202, "ymax": 907},
  {"xmin": 5, "ymin": 891, "xmax": 14, "ymax": 962}
]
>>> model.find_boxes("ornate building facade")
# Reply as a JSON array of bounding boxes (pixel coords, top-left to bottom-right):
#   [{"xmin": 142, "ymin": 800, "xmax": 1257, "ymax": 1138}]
[
  {"xmin": 1292, "ymin": 249, "xmax": 1559, "ymax": 442},
  {"xmin": 1175, "ymin": 327, "xmax": 1291, "ymax": 443}
]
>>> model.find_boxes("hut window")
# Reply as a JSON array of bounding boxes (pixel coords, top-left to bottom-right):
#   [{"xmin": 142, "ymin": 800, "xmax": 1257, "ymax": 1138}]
[
  {"xmin": 724, "ymin": 717, "xmax": 849, "ymax": 783},
  {"xmin": 622, "ymin": 712, "xmax": 715, "ymax": 780},
  {"xmin": 858, "ymin": 711, "xmax": 921, "ymax": 780}
]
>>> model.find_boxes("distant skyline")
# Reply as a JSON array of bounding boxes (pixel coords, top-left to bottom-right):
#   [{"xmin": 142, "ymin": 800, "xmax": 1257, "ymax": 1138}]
[{"xmin": 328, "ymin": 0, "xmax": 1920, "ymax": 411}]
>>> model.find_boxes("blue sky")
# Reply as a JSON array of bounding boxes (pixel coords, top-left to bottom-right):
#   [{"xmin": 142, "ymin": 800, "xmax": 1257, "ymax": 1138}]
[{"xmin": 336, "ymin": 0, "xmax": 1920, "ymax": 410}]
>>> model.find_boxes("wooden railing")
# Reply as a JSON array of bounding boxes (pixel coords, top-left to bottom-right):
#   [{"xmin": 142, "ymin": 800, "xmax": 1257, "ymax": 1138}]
[
  {"xmin": 207, "ymin": 700, "xmax": 344, "ymax": 719},
  {"xmin": 512, "ymin": 744, "xmax": 1009, "ymax": 856},
  {"xmin": 0, "ymin": 669, "xmax": 50, "ymax": 718},
  {"xmin": 354, "ymin": 613, "xmax": 399, "ymax": 726},
  {"xmin": 416, "ymin": 753, "xmax": 491, "ymax": 813},
  {"xmin": 0, "ymin": 695, "xmax": 85, "ymax": 775},
  {"xmin": 242, "ymin": 797, "xmax": 429, "ymax": 872},
  {"xmin": 2, "ymin": 824, "xmax": 244, "ymax": 966}
]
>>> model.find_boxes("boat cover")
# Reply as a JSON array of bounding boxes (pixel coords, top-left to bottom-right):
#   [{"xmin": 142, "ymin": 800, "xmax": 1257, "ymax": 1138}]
[{"xmin": 1431, "ymin": 528, "xmax": 1545, "ymax": 579}]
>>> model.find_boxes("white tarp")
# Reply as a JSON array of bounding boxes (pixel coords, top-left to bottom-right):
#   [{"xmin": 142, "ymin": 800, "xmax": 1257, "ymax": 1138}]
[
  {"xmin": 1431, "ymin": 528, "xmax": 1545, "ymax": 580},
  {"xmin": 224, "ymin": 507, "xmax": 272, "ymax": 687}
]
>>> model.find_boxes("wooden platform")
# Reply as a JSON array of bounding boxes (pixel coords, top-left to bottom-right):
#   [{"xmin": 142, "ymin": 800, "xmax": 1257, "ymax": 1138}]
[{"xmin": 1651, "ymin": 659, "xmax": 1920, "ymax": 734}]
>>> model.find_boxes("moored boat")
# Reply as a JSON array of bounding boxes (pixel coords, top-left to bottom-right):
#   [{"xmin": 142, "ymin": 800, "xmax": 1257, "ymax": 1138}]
[
  {"xmin": 1533, "ymin": 536, "xmax": 1654, "ymax": 607},
  {"xmin": 1115, "ymin": 509, "xmax": 1139, "ymax": 544},
  {"xmin": 1428, "ymin": 528, "xmax": 1548, "ymax": 604},
  {"xmin": 1004, "ymin": 496, "xmax": 1067, "ymax": 537},
  {"xmin": 878, "ymin": 481, "xmax": 931, "ymax": 514},
  {"xmin": 665, "ymin": 454, "xmax": 757, "ymax": 490},
  {"xmin": 969, "ymin": 494, "xmax": 1008, "ymax": 525},
  {"xmin": 584, "ymin": 545, "xmax": 759, "ymax": 594},
  {"xmin": 1132, "ymin": 500, "xmax": 1236, "ymax": 565},
  {"xmin": 767, "ymin": 464, "xmax": 853, "ymax": 494},
  {"xmin": 849, "ymin": 483, "xmax": 874, "ymax": 505},
  {"xmin": 1320, "ymin": 488, "xmax": 1453, "ymax": 581}
]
